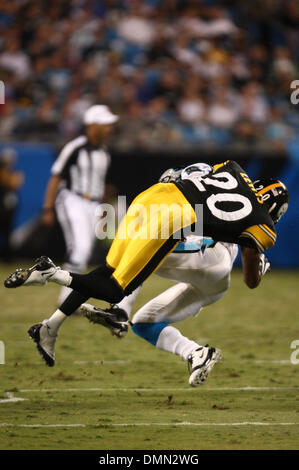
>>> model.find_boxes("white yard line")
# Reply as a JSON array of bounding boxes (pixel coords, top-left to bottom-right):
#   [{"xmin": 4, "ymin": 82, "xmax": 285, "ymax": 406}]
[
  {"xmin": 0, "ymin": 392, "xmax": 28, "ymax": 403},
  {"xmin": 0, "ymin": 422, "xmax": 298, "ymax": 428},
  {"xmin": 111, "ymin": 422, "xmax": 299, "ymax": 427},
  {"xmin": 0, "ymin": 397, "xmax": 28, "ymax": 403}
]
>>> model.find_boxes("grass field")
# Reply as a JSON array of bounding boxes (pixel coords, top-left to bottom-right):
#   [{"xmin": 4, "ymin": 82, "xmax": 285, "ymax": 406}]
[{"xmin": 0, "ymin": 261, "xmax": 298, "ymax": 451}]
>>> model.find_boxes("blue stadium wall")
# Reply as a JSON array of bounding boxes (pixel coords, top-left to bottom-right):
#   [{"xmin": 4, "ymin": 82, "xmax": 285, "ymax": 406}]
[{"xmin": 0, "ymin": 141, "xmax": 298, "ymax": 267}]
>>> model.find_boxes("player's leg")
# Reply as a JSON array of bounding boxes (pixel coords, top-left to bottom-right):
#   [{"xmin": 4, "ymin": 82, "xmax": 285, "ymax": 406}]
[
  {"xmin": 4, "ymin": 255, "xmax": 69, "ymax": 288},
  {"xmin": 24, "ymin": 242, "xmax": 158, "ymax": 366},
  {"xmin": 82, "ymin": 241, "xmax": 236, "ymax": 337},
  {"xmin": 4, "ymin": 258, "xmax": 120, "ymax": 367},
  {"xmin": 129, "ymin": 244, "xmax": 237, "ymax": 385},
  {"xmin": 131, "ymin": 281, "xmax": 205, "ymax": 356},
  {"xmin": 66, "ymin": 231, "xmax": 180, "ymax": 337},
  {"xmin": 22, "ymin": 237, "xmax": 177, "ymax": 365},
  {"xmin": 26, "ymin": 264, "xmax": 118, "ymax": 367},
  {"xmin": 80, "ymin": 286, "xmax": 142, "ymax": 338},
  {"xmin": 131, "ymin": 282, "xmax": 222, "ymax": 386}
]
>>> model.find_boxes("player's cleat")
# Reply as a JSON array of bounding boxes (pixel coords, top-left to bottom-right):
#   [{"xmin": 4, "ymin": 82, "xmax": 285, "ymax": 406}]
[
  {"xmin": 188, "ymin": 345, "xmax": 222, "ymax": 387},
  {"xmin": 80, "ymin": 303, "xmax": 129, "ymax": 338},
  {"xmin": 4, "ymin": 256, "xmax": 58, "ymax": 288},
  {"xmin": 27, "ymin": 321, "xmax": 57, "ymax": 367}
]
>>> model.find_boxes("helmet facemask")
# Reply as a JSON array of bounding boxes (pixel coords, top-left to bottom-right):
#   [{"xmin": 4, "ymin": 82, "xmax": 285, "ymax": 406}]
[{"xmin": 253, "ymin": 179, "xmax": 289, "ymax": 224}]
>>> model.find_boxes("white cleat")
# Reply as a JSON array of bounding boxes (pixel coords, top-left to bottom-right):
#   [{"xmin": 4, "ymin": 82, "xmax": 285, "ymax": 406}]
[
  {"xmin": 27, "ymin": 321, "xmax": 57, "ymax": 367},
  {"xmin": 4, "ymin": 256, "xmax": 59, "ymax": 288},
  {"xmin": 188, "ymin": 345, "xmax": 222, "ymax": 387}
]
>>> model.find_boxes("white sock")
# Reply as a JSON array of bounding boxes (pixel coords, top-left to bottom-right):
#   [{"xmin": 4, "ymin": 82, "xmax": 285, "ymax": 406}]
[
  {"xmin": 156, "ymin": 326, "xmax": 200, "ymax": 361},
  {"xmin": 49, "ymin": 269, "xmax": 72, "ymax": 286},
  {"xmin": 57, "ymin": 285, "xmax": 74, "ymax": 305},
  {"xmin": 46, "ymin": 309, "xmax": 67, "ymax": 335},
  {"xmin": 116, "ymin": 286, "xmax": 142, "ymax": 318}
]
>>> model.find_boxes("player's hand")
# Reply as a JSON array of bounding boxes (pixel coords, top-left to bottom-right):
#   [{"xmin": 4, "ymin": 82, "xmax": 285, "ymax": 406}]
[
  {"xmin": 41, "ymin": 209, "xmax": 56, "ymax": 226},
  {"xmin": 259, "ymin": 254, "xmax": 270, "ymax": 277}
]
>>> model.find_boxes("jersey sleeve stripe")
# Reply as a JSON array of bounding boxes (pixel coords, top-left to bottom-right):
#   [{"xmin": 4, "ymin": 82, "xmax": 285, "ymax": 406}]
[
  {"xmin": 260, "ymin": 224, "xmax": 276, "ymax": 243},
  {"xmin": 240, "ymin": 224, "xmax": 276, "ymax": 252}
]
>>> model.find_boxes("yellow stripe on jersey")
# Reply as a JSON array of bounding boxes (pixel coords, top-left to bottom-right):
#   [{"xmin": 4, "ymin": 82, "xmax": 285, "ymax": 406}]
[
  {"xmin": 240, "ymin": 224, "xmax": 276, "ymax": 252},
  {"xmin": 261, "ymin": 224, "xmax": 276, "ymax": 242},
  {"xmin": 240, "ymin": 232, "xmax": 264, "ymax": 253}
]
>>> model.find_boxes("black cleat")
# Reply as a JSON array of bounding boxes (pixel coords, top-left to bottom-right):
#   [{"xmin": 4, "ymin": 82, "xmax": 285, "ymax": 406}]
[
  {"xmin": 28, "ymin": 322, "xmax": 57, "ymax": 367},
  {"xmin": 80, "ymin": 304, "xmax": 129, "ymax": 338}
]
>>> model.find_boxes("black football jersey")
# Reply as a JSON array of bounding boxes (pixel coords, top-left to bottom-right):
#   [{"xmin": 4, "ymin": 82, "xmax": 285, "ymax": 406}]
[{"xmin": 175, "ymin": 160, "xmax": 276, "ymax": 252}]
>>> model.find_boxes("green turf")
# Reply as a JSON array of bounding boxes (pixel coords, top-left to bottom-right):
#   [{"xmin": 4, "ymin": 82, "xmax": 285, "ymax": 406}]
[{"xmin": 0, "ymin": 261, "xmax": 298, "ymax": 450}]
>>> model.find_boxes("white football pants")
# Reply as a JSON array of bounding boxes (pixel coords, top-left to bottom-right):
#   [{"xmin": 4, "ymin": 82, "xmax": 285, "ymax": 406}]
[
  {"xmin": 55, "ymin": 189, "xmax": 100, "ymax": 304},
  {"xmin": 129, "ymin": 242, "xmax": 238, "ymax": 360},
  {"xmin": 120, "ymin": 242, "xmax": 238, "ymax": 324}
]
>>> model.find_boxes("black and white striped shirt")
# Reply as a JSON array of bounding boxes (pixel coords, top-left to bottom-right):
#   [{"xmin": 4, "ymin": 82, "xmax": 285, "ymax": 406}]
[{"xmin": 51, "ymin": 135, "xmax": 111, "ymax": 201}]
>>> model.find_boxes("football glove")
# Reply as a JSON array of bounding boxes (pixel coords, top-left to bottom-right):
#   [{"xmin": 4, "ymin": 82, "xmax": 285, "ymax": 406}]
[
  {"xmin": 259, "ymin": 254, "xmax": 271, "ymax": 277},
  {"xmin": 159, "ymin": 167, "xmax": 183, "ymax": 183}
]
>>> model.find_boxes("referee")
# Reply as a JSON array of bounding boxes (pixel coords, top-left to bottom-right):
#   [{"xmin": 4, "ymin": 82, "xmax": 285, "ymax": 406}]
[{"xmin": 42, "ymin": 104, "xmax": 119, "ymax": 304}]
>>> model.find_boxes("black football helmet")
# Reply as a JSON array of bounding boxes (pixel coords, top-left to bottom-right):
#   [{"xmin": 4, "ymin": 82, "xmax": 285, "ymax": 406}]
[{"xmin": 253, "ymin": 178, "xmax": 289, "ymax": 224}]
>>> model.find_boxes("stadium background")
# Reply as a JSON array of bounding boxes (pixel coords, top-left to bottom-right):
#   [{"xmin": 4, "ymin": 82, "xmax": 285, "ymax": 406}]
[{"xmin": 0, "ymin": 0, "xmax": 298, "ymax": 268}]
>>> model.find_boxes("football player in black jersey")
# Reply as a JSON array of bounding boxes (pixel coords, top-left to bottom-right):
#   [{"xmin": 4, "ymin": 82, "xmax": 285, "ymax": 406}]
[{"xmin": 4, "ymin": 161, "xmax": 289, "ymax": 375}]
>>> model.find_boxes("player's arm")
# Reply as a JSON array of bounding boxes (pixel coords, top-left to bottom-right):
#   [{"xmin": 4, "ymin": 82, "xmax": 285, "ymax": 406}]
[
  {"xmin": 239, "ymin": 222, "xmax": 275, "ymax": 288},
  {"xmin": 240, "ymin": 246, "xmax": 271, "ymax": 288},
  {"xmin": 240, "ymin": 246, "xmax": 261, "ymax": 289},
  {"xmin": 42, "ymin": 174, "xmax": 62, "ymax": 226}
]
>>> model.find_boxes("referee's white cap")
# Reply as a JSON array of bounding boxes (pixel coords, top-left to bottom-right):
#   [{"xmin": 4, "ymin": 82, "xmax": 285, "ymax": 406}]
[{"xmin": 83, "ymin": 105, "xmax": 119, "ymax": 125}]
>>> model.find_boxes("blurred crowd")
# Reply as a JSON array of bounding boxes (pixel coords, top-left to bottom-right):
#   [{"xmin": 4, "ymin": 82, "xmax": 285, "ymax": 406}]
[
  {"xmin": 0, "ymin": 0, "xmax": 298, "ymax": 150},
  {"xmin": 0, "ymin": 148, "xmax": 24, "ymax": 260}
]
